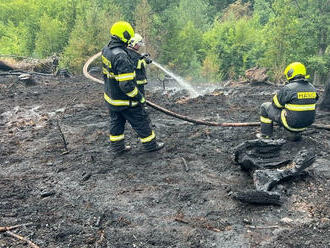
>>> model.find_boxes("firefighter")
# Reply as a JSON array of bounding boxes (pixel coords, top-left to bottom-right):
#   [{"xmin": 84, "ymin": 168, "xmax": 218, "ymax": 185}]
[
  {"xmin": 258, "ymin": 62, "xmax": 318, "ymax": 141},
  {"xmin": 127, "ymin": 33, "xmax": 152, "ymax": 96},
  {"xmin": 102, "ymin": 21, "xmax": 164, "ymax": 155}
]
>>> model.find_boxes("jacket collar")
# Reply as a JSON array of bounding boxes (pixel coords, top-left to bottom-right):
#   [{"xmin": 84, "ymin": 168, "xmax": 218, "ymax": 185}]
[{"xmin": 108, "ymin": 36, "xmax": 127, "ymax": 49}]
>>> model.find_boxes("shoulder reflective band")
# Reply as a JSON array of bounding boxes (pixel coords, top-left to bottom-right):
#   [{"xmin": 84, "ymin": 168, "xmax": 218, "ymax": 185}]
[
  {"xmin": 102, "ymin": 55, "xmax": 112, "ymax": 69},
  {"xmin": 137, "ymin": 59, "xmax": 147, "ymax": 69},
  {"xmin": 104, "ymin": 93, "xmax": 138, "ymax": 107},
  {"xmin": 140, "ymin": 130, "xmax": 155, "ymax": 143},
  {"xmin": 297, "ymin": 92, "xmax": 317, "ymax": 99},
  {"xmin": 260, "ymin": 116, "xmax": 272, "ymax": 124},
  {"xmin": 273, "ymin": 94, "xmax": 284, "ymax": 108},
  {"xmin": 102, "ymin": 68, "xmax": 115, "ymax": 78},
  {"xmin": 285, "ymin": 104, "xmax": 316, "ymax": 111},
  {"xmin": 115, "ymin": 72, "xmax": 135, "ymax": 82},
  {"xmin": 126, "ymin": 87, "xmax": 139, "ymax": 97},
  {"xmin": 109, "ymin": 134, "xmax": 124, "ymax": 142},
  {"xmin": 137, "ymin": 79, "xmax": 147, "ymax": 85},
  {"xmin": 281, "ymin": 110, "xmax": 306, "ymax": 132}
]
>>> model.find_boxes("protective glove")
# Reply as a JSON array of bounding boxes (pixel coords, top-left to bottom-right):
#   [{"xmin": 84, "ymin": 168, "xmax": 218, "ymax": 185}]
[
  {"xmin": 141, "ymin": 53, "xmax": 152, "ymax": 64},
  {"xmin": 140, "ymin": 96, "xmax": 146, "ymax": 106}
]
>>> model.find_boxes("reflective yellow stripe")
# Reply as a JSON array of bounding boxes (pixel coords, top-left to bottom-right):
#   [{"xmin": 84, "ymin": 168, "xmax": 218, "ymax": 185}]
[
  {"xmin": 137, "ymin": 79, "xmax": 147, "ymax": 85},
  {"xmin": 109, "ymin": 134, "xmax": 124, "ymax": 142},
  {"xmin": 140, "ymin": 97, "xmax": 146, "ymax": 103},
  {"xmin": 273, "ymin": 95, "xmax": 284, "ymax": 108},
  {"xmin": 297, "ymin": 92, "xmax": 317, "ymax": 99},
  {"xmin": 102, "ymin": 67, "xmax": 115, "ymax": 78},
  {"xmin": 126, "ymin": 87, "xmax": 138, "ymax": 97},
  {"xmin": 104, "ymin": 93, "xmax": 138, "ymax": 107},
  {"xmin": 115, "ymin": 72, "xmax": 135, "ymax": 81},
  {"xmin": 140, "ymin": 130, "xmax": 155, "ymax": 143},
  {"xmin": 137, "ymin": 59, "xmax": 146, "ymax": 69},
  {"xmin": 260, "ymin": 116, "xmax": 272, "ymax": 124},
  {"xmin": 281, "ymin": 110, "xmax": 306, "ymax": 132},
  {"xmin": 102, "ymin": 55, "xmax": 111, "ymax": 68},
  {"xmin": 285, "ymin": 104, "xmax": 316, "ymax": 111}
]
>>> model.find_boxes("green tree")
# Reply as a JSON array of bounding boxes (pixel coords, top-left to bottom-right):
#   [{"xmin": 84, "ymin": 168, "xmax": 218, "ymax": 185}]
[
  {"xmin": 158, "ymin": 0, "xmax": 210, "ymax": 78},
  {"xmin": 203, "ymin": 1, "xmax": 263, "ymax": 81},
  {"xmin": 253, "ymin": 0, "xmax": 273, "ymax": 25},
  {"xmin": 134, "ymin": 0, "xmax": 154, "ymax": 55},
  {"xmin": 61, "ymin": 3, "xmax": 122, "ymax": 72},
  {"xmin": 34, "ymin": 15, "xmax": 68, "ymax": 57},
  {"xmin": 0, "ymin": 21, "xmax": 30, "ymax": 55}
]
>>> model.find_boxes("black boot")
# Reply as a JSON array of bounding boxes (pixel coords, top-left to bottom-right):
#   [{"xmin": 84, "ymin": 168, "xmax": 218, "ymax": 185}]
[
  {"xmin": 143, "ymin": 140, "xmax": 165, "ymax": 152},
  {"xmin": 257, "ymin": 121, "xmax": 273, "ymax": 139},
  {"xmin": 111, "ymin": 140, "xmax": 131, "ymax": 155},
  {"xmin": 285, "ymin": 130, "xmax": 302, "ymax": 142}
]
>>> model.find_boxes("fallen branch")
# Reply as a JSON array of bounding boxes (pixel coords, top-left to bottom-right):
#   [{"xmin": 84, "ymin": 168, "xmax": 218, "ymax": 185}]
[
  {"xmin": 0, "ymin": 223, "xmax": 33, "ymax": 233},
  {"xmin": 246, "ymin": 225, "xmax": 279, "ymax": 229},
  {"xmin": 5, "ymin": 230, "xmax": 40, "ymax": 248},
  {"xmin": 174, "ymin": 217, "xmax": 222, "ymax": 233},
  {"xmin": 0, "ymin": 70, "xmax": 54, "ymax": 77},
  {"xmin": 56, "ymin": 119, "xmax": 69, "ymax": 153},
  {"xmin": 181, "ymin": 157, "xmax": 189, "ymax": 172}
]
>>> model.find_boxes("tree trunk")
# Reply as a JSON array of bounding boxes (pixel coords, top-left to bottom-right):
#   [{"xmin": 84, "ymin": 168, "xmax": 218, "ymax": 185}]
[{"xmin": 319, "ymin": 72, "xmax": 330, "ymax": 111}]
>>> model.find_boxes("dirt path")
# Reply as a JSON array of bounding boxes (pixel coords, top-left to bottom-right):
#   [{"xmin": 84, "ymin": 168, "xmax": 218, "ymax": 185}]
[{"xmin": 0, "ymin": 75, "xmax": 329, "ymax": 247}]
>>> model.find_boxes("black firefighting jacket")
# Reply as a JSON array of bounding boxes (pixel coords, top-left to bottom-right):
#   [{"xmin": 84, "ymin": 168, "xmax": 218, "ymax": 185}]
[
  {"xmin": 102, "ymin": 36, "xmax": 145, "ymax": 111},
  {"xmin": 272, "ymin": 78, "xmax": 318, "ymax": 131}
]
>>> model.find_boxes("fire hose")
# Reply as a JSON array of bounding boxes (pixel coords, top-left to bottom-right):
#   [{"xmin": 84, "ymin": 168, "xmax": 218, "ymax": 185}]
[{"xmin": 83, "ymin": 52, "xmax": 330, "ymax": 130}]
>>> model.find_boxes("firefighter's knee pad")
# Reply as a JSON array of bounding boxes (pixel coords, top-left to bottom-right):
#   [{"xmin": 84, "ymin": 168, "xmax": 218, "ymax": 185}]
[{"xmin": 260, "ymin": 102, "xmax": 272, "ymax": 116}]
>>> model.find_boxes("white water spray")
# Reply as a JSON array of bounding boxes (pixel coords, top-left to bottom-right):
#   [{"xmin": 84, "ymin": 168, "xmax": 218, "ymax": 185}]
[{"xmin": 152, "ymin": 61, "xmax": 199, "ymax": 97}]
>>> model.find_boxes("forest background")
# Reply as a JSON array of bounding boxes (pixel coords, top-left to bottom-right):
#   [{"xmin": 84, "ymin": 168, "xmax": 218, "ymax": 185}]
[{"xmin": 0, "ymin": 0, "xmax": 329, "ymax": 84}]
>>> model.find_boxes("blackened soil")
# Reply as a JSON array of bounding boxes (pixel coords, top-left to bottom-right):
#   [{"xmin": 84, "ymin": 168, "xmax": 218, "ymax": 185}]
[{"xmin": 0, "ymin": 76, "xmax": 329, "ymax": 248}]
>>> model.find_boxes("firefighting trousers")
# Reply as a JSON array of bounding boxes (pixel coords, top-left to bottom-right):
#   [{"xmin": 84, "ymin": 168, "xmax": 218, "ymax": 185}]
[
  {"xmin": 260, "ymin": 102, "xmax": 303, "ymax": 140},
  {"xmin": 108, "ymin": 106, "xmax": 157, "ymax": 152},
  {"xmin": 260, "ymin": 102, "xmax": 282, "ymax": 136}
]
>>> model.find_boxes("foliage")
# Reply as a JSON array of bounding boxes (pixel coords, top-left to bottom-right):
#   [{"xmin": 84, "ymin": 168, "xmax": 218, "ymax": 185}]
[
  {"xmin": 34, "ymin": 15, "xmax": 68, "ymax": 57},
  {"xmin": 0, "ymin": 0, "xmax": 328, "ymax": 84},
  {"xmin": 203, "ymin": 3, "xmax": 263, "ymax": 80},
  {"xmin": 60, "ymin": 3, "xmax": 122, "ymax": 72}
]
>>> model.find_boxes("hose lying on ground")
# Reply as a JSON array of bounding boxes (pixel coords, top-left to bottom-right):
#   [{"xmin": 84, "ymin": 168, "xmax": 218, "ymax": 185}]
[{"xmin": 83, "ymin": 52, "xmax": 330, "ymax": 130}]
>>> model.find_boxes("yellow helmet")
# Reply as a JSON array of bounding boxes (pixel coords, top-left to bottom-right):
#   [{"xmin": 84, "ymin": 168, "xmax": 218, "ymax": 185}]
[
  {"xmin": 284, "ymin": 62, "xmax": 310, "ymax": 80},
  {"xmin": 129, "ymin": 33, "xmax": 144, "ymax": 48},
  {"xmin": 110, "ymin": 21, "xmax": 134, "ymax": 43}
]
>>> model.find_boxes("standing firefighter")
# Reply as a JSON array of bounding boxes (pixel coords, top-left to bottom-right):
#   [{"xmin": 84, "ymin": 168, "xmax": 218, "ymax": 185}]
[
  {"xmin": 127, "ymin": 33, "xmax": 152, "ymax": 96},
  {"xmin": 102, "ymin": 21, "xmax": 164, "ymax": 155},
  {"xmin": 258, "ymin": 62, "xmax": 318, "ymax": 141}
]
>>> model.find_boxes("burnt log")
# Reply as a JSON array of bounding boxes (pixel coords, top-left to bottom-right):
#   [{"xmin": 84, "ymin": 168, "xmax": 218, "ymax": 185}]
[
  {"xmin": 232, "ymin": 190, "xmax": 282, "ymax": 205},
  {"xmin": 319, "ymin": 76, "xmax": 330, "ymax": 111},
  {"xmin": 0, "ymin": 61, "xmax": 13, "ymax": 71}
]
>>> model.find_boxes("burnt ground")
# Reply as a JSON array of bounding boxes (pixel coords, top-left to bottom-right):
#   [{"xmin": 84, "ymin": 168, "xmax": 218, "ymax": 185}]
[{"xmin": 0, "ymin": 74, "xmax": 329, "ymax": 248}]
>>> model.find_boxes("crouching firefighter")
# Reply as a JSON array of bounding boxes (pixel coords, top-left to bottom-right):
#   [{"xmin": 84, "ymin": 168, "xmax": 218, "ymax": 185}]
[
  {"xmin": 258, "ymin": 62, "xmax": 318, "ymax": 141},
  {"xmin": 102, "ymin": 21, "xmax": 164, "ymax": 155}
]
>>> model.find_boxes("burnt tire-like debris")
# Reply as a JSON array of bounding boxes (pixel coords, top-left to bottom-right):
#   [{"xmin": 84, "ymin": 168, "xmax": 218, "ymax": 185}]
[{"xmin": 233, "ymin": 139, "xmax": 316, "ymax": 205}]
